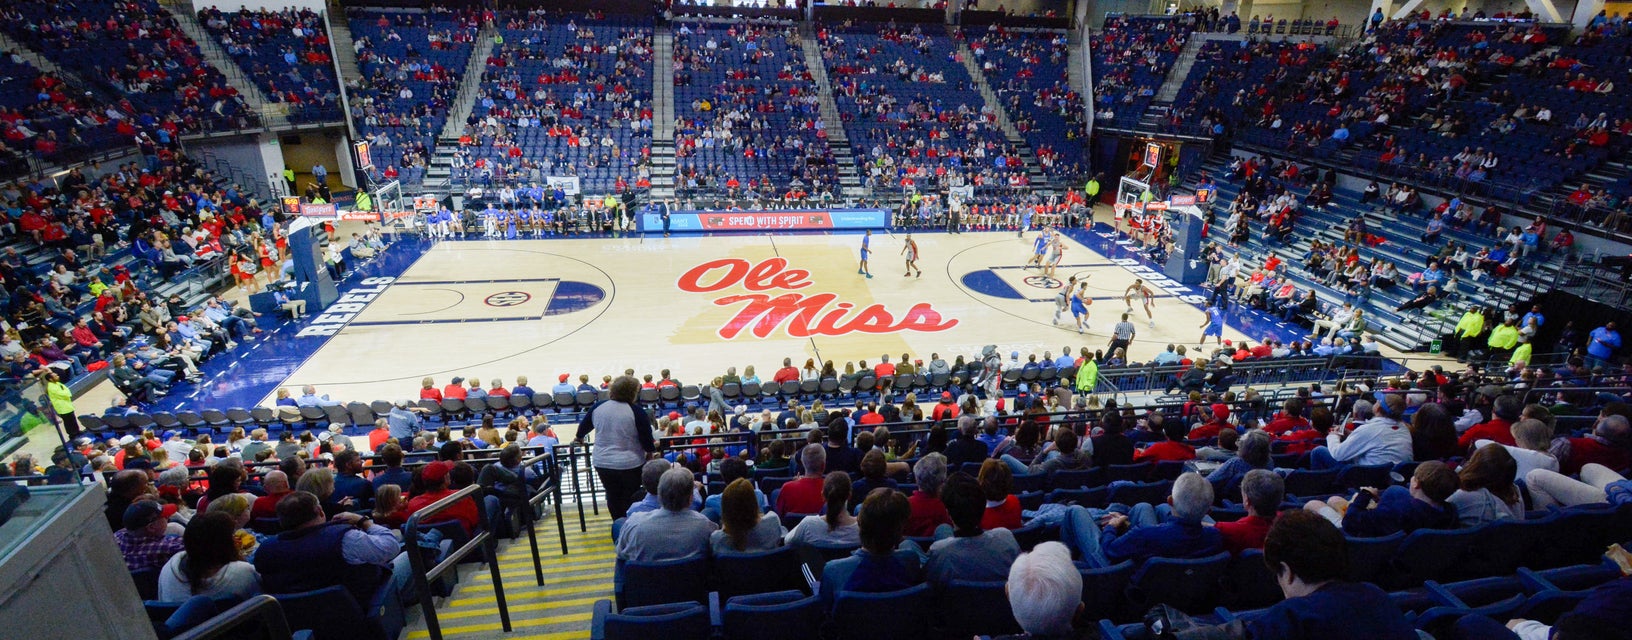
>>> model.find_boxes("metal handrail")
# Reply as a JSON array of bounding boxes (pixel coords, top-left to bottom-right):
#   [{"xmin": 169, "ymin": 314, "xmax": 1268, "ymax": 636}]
[
  {"xmin": 171, "ymin": 595, "xmax": 295, "ymax": 640},
  {"xmin": 402, "ymin": 484, "xmax": 510, "ymax": 640}
]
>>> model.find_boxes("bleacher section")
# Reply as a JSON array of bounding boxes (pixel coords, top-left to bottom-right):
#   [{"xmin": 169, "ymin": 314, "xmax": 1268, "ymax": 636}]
[
  {"xmin": 454, "ymin": 11, "xmax": 654, "ymax": 194},
  {"xmin": 819, "ymin": 22, "xmax": 1029, "ymax": 193},
  {"xmin": 672, "ymin": 20, "xmax": 834, "ymax": 198},
  {"xmin": 0, "ymin": 0, "xmax": 258, "ymax": 135},
  {"xmin": 347, "ymin": 8, "xmax": 482, "ymax": 185},
  {"xmin": 197, "ymin": 6, "xmax": 343, "ymax": 124},
  {"xmin": 967, "ymin": 25, "xmax": 1088, "ymax": 181},
  {"xmin": 0, "ymin": 55, "xmax": 126, "ymax": 164},
  {"xmin": 1089, "ymin": 15, "xmax": 1195, "ymax": 130}
]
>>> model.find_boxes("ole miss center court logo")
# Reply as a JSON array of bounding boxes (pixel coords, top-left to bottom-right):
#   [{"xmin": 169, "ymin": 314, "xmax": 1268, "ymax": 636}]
[{"xmin": 678, "ymin": 258, "xmax": 957, "ymax": 339}]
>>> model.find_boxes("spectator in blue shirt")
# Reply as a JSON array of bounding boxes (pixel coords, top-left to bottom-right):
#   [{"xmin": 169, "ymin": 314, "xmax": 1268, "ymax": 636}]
[
  {"xmin": 371, "ymin": 444, "xmax": 413, "ymax": 493},
  {"xmin": 551, "ymin": 373, "xmax": 575, "ymax": 396},
  {"xmin": 1053, "ymin": 349, "xmax": 1077, "ymax": 370},
  {"xmin": 1587, "ymin": 322, "xmax": 1621, "ymax": 368},
  {"xmin": 818, "ymin": 488, "xmax": 922, "ymax": 611},
  {"xmin": 1305, "ymin": 460, "xmax": 1459, "ymax": 537},
  {"xmin": 510, "ymin": 376, "xmax": 535, "ymax": 397},
  {"xmin": 1243, "ymin": 510, "xmax": 1417, "ymax": 639},
  {"xmin": 1063, "ymin": 473, "xmax": 1222, "ymax": 568},
  {"xmin": 330, "ymin": 450, "xmax": 373, "ymax": 506}
]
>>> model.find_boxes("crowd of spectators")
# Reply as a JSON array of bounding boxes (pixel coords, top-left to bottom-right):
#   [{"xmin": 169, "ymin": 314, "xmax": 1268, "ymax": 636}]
[
  {"xmin": 453, "ymin": 10, "xmax": 653, "ymax": 195},
  {"xmin": 820, "ymin": 21, "xmax": 1030, "ymax": 193},
  {"xmin": 347, "ymin": 7, "xmax": 483, "ymax": 186},
  {"xmin": 967, "ymin": 24, "xmax": 1087, "ymax": 182},
  {"xmin": 197, "ymin": 6, "xmax": 342, "ymax": 123},
  {"xmin": 0, "ymin": 0, "xmax": 258, "ymax": 136},
  {"xmin": 672, "ymin": 20, "xmax": 835, "ymax": 199},
  {"xmin": 1088, "ymin": 15, "xmax": 1194, "ymax": 129}
]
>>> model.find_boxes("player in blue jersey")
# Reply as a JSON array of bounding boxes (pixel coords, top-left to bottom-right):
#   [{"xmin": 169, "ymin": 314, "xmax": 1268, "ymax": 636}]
[
  {"xmin": 1026, "ymin": 227, "xmax": 1050, "ymax": 269},
  {"xmin": 1070, "ymin": 280, "xmax": 1093, "ymax": 334},
  {"xmin": 858, "ymin": 230, "xmax": 873, "ymax": 279},
  {"xmin": 1199, "ymin": 304, "xmax": 1226, "ymax": 347}
]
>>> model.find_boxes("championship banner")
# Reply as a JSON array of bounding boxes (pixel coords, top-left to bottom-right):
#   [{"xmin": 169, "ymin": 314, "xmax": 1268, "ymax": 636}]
[
  {"xmin": 546, "ymin": 176, "xmax": 581, "ymax": 196},
  {"xmin": 300, "ymin": 203, "xmax": 337, "ymax": 217},
  {"xmin": 639, "ymin": 208, "xmax": 889, "ymax": 233},
  {"xmin": 281, "ymin": 196, "xmax": 302, "ymax": 215}
]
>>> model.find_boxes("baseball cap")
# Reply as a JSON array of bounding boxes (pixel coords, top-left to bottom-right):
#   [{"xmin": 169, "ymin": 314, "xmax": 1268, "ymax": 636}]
[
  {"xmin": 1223, "ymin": 339, "xmax": 1233, "ymax": 346},
  {"xmin": 118, "ymin": 434, "xmax": 137, "ymax": 445},
  {"xmin": 123, "ymin": 501, "xmax": 164, "ymax": 531},
  {"xmin": 667, "ymin": 411, "xmax": 681, "ymax": 420},
  {"xmin": 558, "ymin": 373, "xmax": 570, "ymax": 383},
  {"xmin": 1212, "ymin": 403, "xmax": 1231, "ymax": 421},
  {"xmin": 451, "ymin": 376, "xmax": 464, "ymax": 385},
  {"xmin": 1011, "ymin": 351, "xmax": 1019, "ymax": 358},
  {"xmin": 941, "ymin": 391, "xmax": 952, "ymax": 400},
  {"xmin": 162, "ymin": 430, "xmax": 179, "ymax": 440},
  {"xmin": 422, "ymin": 460, "xmax": 453, "ymax": 484}
]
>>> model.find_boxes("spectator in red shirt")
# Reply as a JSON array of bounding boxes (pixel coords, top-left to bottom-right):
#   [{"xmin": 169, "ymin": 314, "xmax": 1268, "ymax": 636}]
[
  {"xmin": 1560, "ymin": 414, "xmax": 1631, "ymax": 476},
  {"xmin": 930, "ymin": 392, "xmax": 960, "ymax": 422},
  {"xmin": 978, "ymin": 459, "xmax": 1023, "ymax": 531},
  {"xmin": 442, "ymin": 376, "xmax": 468, "ymax": 401},
  {"xmin": 1279, "ymin": 406, "xmax": 1334, "ymax": 455},
  {"xmin": 906, "ymin": 453, "xmax": 952, "ymax": 537},
  {"xmin": 1216, "ymin": 469, "xmax": 1283, "ymax": 554},
  {"xmin": 873, "ymin": 354, "xmax": 896, "ymax": 379},
  {"xmin": 1263, "ymin": 399, "xmax": 1311, "ymax": 435},
  {"xmin": 1135, "ymin": 419, "xmax": 1197, "ymax": 464},
  {"xmin": 1457, "ymin": 395, "xmax": 1520, "ymax": 450},
  {"xmin": 419, "ymin": 377, "xmax": 442, "ymax": 401},
  {"xmin": 250, "ymin": 470, "xmax": 292, "ymax": 519},
  {"xmin": 772, "ymin": 357, "xmax": 801, "ymax": 384},
  {"xmin": 404, "ymin": 461, "xmax": 479, "ymax": 534},
  {"xmin": 1188, "ymin": 404, "xmax": 1232, "ymax": 440},
  {"xmin": 775, "ymin": 443, "xmax": 829, "ymax": 515}
]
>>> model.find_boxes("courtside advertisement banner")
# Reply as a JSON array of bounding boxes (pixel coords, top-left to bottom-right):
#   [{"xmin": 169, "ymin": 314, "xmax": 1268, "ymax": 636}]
[
  {"xmin": 300, "ymin": 203, "xmax": 337, "ymax": 217},
  {"xmin": 639, "ymin": 208, "xmax": 889, "ymax": 232}
]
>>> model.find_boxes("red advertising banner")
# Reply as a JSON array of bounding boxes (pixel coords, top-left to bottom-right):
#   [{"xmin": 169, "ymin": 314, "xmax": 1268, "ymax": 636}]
[{"xmin": 698, "ymin": 211, "xmax": 834, "ymax": 231}]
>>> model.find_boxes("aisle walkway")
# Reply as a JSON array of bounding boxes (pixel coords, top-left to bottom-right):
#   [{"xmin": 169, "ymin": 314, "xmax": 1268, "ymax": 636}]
[{"xmin": 404, "ymin": 514, "xmax": 616, "ymax": 640}]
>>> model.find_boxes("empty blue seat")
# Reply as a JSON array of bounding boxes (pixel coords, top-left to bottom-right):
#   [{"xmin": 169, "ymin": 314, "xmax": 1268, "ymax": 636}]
[
  {"xmin": 1223, "ymin": 549, "xmax": 1284, "ymax": 610},
  {"xmin": 1127, "ymin": 551, "xmax": 1231, "ymax": 614},
  {"xmin": 1080, "ymin": 560, "xmax": 1136, "ymax": 622},
  {"xmin": 591, "ymin": 598, "xmax": 712, "ymax": 640},
  {"xmin": 712, "ymin": 546, "xmax": 806, "ymax": 600},
  {"xmin": 722, "ymin": 590, "xmax": 822, "ymax": 640},
  {"xmin": 272, "ymin": 585, "xmax": 386, "ymax": 640},
  {"xmin": 831, "ymin": 583, "xmax": 932, "ymax": 640},
  {"xmin": 614, "ymin": 556, "xmax": 710, "ymax": 610}
]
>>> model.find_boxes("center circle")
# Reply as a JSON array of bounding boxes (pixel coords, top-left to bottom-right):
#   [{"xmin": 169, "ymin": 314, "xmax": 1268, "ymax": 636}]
[{"xmin": 485, "ymin": 291, "xmax": 532, "ymax": 307}]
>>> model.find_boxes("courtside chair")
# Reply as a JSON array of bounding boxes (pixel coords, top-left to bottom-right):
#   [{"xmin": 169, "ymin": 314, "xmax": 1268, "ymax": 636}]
[
  {"xmin": 721, "ymin": 590, "xmax": 822, "ymax": 640},
  {"xmin": 176, "ymin": 411, "xmax": 207, "ymax": 435},
  {"xmin": 680, "ymin": 385, "xmax": 700, "ymax": 404},
  {"xmin": 322, "ymin": 405, "xmax": 352, "ymax": 431},
  {"xmin": 348, "ymin": 402, "xmax": 376, "ymax": 427},
  {"xmin": 79, "ymin": 415, "xmax": 107, "ymax": 436},
  {"xmin": 509, "ymin": 394, "xmax": 532, "ymax": 414},
  {"xmin": 370, "ymin": 400, "xmax": 393, "ymax": 417},
  {"xmin": 200, "ymin": 409, "xmax": 231, "ymax": 430},
  {"xmin": 591, "ymin": 599, "xmax": 713, "ymax": 640},
  {"xmin": 464, "ymin": 396, "xmax": 488, "ymax": 418},
  {"xmin": 820, "ymin": 378, "xmax": 840, "ymax": 398},
  {"xmin": 555, "ymin": 391, "xmax": 578, "ymax": 412},
  {"xmin": 152, "ymin": 411, "xmax": 182, "ymax": 432},
  {"xmin": 298, "ymin": 406, "xmax": 328, "ymax": 429},
  {"xmin": 740, "ymin": 382, "xmax": 761, "ymax": 400},
  {"xmin": 857, "ymin": 376, "xmax": 878, "ymax": 396},
  {"xmin": 722, "ymin": 382, "xmax": 741, "ymax": 400},
  {"xmin": 102, "ymin": 413, "xmax": 133, "ymax": 433},
  {"xmin": 574, "ymin": 390, "xmax": 596, "ymax": 408},
  {"xmin": 532, "ymin": 392, "xmax": 554, "ymax": 412},
  {"xmin": 415, "ymin": 400, "xmax": 443, "ymax": 423},
  {"xmin": 248, "ymin": 407, "xmax": 276, "ymax": 429}
]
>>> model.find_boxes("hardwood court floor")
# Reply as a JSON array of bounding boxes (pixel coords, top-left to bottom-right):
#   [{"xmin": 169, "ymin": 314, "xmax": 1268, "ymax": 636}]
[{"xmin": 270, "ymin": 228, "xmax": 1262, "ymax": 404}]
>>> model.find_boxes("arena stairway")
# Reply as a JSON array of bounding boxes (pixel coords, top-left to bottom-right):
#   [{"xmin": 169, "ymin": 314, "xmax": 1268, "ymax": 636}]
[
  {"xmin": 954, "ymin": 32, "xmax": 1049, "ymax": 189},
  {"xmin": 800, "ymin": 22, "xmax": 865, "ymax": 197},
  {"xmin": 402, "ymin": 514, "xmax": 616, "ymax": 640}
]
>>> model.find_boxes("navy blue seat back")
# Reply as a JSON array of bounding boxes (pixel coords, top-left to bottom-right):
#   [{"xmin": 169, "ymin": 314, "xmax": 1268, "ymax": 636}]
[
  {"xmin": 1127, "ymin": 551, "xmax": 1231, "ymax": 613},
  {"xmin": 1106, "ymin": 462, "xmax": 1153, "ymax": 483},
  {"xmin": 722, "ymin": 590, "xmax": 822, "ymax": 640},
  {"xmin": 1079, "ymin": 560, "xmax": 1135, "ymax": 622},
  {"xmin": 831, "ymin": 583, "xmax": 931, "ymax": 640},
  {"xmin": 614, "ymin": 556, "xmax": 710, "ymax": 610},
  {"xmin": 1344, "ymin": 531, "xmax": 1405, "ymax": 584},
  {"xmin": 591, "ymin": 599, "xmax": 711, "ymax": 640},
  {"xmin": 1389, "ymin": 527, "xmax": 1475, "ymax": 589},
  {"xmin": 938, "ymin": 580, "xmax": 1021, "ymax": 637},
  {"xmin": 1282, "ymin": 468, "xmax": 1341, "ymax": 497},
  {"xmin": 1223, "ymin": 549, "xmax": 1284, "ymax": 610},
  {"xmin": 272, "ymin": 585, "xmax": 382, "ymax": 640},
  {"xmin": 712, "ymin": 546, "xmax": 806, "ymax": 600},
  {"xmin": 1107, "ymin": 480, "xmax": 1171, "ymax": 507}
]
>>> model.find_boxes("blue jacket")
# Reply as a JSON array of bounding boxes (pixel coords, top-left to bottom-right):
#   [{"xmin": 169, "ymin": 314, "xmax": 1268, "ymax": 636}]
[
  {"xmin": 1102, "ymin": 518, "xmax": 1222, "ymax": 565},
  {"xmin": 1339, "ymin": 485, "xmax": 1457, "ymax": 538},
  {"xmin": 1247, "ymin": 581, "xmax": 1416, "ymax": 639}
]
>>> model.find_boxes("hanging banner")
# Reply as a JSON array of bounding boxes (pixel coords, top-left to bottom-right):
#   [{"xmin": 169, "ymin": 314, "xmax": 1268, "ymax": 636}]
[{"xmin": 546, "ymin": 176, "xmax": 582, "ymax": 196}]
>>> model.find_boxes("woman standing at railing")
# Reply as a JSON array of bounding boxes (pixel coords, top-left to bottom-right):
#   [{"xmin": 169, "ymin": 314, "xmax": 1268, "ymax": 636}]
[{"xmin": 574, "ymin": 375, "xmax": 656, "ymax": 520}]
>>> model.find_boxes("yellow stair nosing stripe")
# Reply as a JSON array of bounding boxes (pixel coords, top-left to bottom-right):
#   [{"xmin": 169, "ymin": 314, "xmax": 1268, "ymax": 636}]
[
  {"xmin": 433, "ymin": 593, "xmax": 610, "ymax": 620},
  {"xmin": 404, "ymin": 610, "xmax": 595, "ymax": 638}
]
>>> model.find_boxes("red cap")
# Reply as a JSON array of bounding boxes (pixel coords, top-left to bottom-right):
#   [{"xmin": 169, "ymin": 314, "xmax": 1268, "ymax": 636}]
[
  {"xmin": 422, "ymin": 461, "xmax": 453, "ymax": 484},
  {"xmin": 668, "ymin": 411, "xmax": 681, "ymax": 420},
  {"xmin": 1223, "ymin": 339, "xmax": 1233, "ymax": 346},
  {"xmin": 941, "ymin": 391, "xmax": 952, "ymax": 400},
  {"xmin": 1212, "ymin": 403, "xmax": 1230, "ymax": 420},
  {"xmin": 559, "ymin": 373, "xmax": 570, "ymax": 382}
]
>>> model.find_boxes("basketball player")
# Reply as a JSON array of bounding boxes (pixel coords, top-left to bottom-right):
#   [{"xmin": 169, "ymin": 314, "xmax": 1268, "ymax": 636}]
[
  {"xmin": 901, "ymin": 233, "xmax": 922, "ymax": 278},
  {"xmin": 858, "ymin": 230, "xmax": 873, "ymax": 279},
  {"xmin": 1198, "ymin": 303, "xmax": 1226, "ymax": 347},
  {"xmin": 1019, "ymin": 205, "xmax": 1034, "ymax": 238},
  {"xmin": 1123, "ymin": 279, "xmax": 1157, "ymax": 328},
  {"xmin": 1025, "ymin": 227, "xmax": 1050, "ymax": 269},
  {"xmin": 1071, "ymin": 280, "xmax": 1093, "ymax": 334},
  {"xmin": 1043, "ymin": 234, "xmax": 1065, "ymax": 279},
  {"xmin": 1053, "ymin": 275, "xmax": 1078, "ymax": 325}
]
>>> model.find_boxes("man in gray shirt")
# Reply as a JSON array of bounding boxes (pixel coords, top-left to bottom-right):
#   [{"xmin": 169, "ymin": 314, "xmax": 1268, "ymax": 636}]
[
  {"xmin": 616, "ymin": 468, "xmax": 717, "ymax": 563},
  {"xmin": 387, "ymin": 399, "xmax": 426, "ymax": 441},
  {"xmin": 1109, "ymin": 313, "xmax": 1137, "ymax": 360},
  {"xmin": 926, "ymin": 474, "xmax": 1019, "ymax": 586}
]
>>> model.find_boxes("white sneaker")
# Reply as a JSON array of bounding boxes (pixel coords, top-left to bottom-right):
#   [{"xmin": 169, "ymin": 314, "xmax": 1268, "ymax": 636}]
[{"xmin": 1149, "ymin": 320, "xmax": 1156, "ymax": 328}]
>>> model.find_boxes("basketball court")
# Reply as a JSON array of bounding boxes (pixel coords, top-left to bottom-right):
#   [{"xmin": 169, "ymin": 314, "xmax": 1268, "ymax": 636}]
[{"xmin": 261, "ymin": 225, "xmax": 1272, "ymax": 406}]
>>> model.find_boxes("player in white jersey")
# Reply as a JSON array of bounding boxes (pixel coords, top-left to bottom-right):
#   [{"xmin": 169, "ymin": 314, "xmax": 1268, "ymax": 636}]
[
  {"xmin": 1053, "ymin": 275, "xmax": 1078, "ymax": 325},
  {"xmin": 901, "ymin": 233, "xmax": 921, "ymax": 278},
  {"xmin": 1124, "ymin": 278, "xmax": 1157, "ymax": 328},
  {"xmin": 1043, "ymin": 234, "xmax": 1065, "ymax": 278}
]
